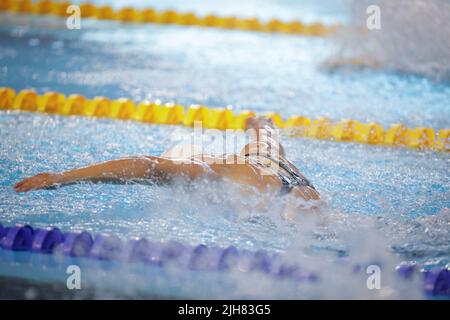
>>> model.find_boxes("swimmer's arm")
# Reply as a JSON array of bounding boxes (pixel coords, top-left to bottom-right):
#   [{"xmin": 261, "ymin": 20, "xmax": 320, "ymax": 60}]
[{"xmin": 14, "ymin": 156, "xmax": 211, "ymax": 192}]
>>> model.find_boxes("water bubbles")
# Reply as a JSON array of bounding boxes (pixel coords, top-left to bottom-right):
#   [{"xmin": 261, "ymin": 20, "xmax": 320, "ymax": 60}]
[
  {"xmin": 51, "ymin": 41, "xmax": 64, "ymax": 50},
  {"xmin": 28, "ymin": 38, "xmax": 40, "ymax": 47},
  {"xmin": 0, "ymin": 0, "xmax": 448, "ymax": 297},
  {"xmin": 10, "ymin": 27, "xmax": 27, "ymax": 38}
]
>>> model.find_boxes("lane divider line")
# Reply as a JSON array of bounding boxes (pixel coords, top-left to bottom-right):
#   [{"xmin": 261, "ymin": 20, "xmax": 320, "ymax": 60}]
[
  {"xmin": 1, "ymin": 87, "xmax": 449, "ymax": 152},
  {"xmin": 0, "ymin": 0, "xmax": 337, "ymax": 37},
  {"xmin": 0, "ymin": 222, "xmax": 448, "ymax": 296}
]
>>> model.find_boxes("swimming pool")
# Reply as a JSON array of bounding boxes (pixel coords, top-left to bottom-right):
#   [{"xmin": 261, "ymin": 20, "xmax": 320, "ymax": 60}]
[{"xmin": 0, "ymin": 0, "xmax": 449, "ymax": 299}]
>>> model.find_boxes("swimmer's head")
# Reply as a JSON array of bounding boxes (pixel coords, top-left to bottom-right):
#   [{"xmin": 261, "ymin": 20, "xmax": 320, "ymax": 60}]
[
  {"xmin": 240, "ymin": 141, "xmax": 271, "ymax": 157},
  {"xmin": 245, "ymin": 116, "xmax": 275, "ymax": 130}
]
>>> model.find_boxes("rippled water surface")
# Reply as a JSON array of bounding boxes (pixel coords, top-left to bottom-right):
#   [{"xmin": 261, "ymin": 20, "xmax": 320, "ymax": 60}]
[{"xmin": 0, "ymin": 0, "xmax": 449, "ymax": 299}]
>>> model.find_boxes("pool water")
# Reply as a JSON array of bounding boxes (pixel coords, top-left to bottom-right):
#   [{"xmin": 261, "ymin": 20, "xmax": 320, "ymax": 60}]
[{"xmin": 0, "ymin": 0, "xmax": 449, "ymax": 299}]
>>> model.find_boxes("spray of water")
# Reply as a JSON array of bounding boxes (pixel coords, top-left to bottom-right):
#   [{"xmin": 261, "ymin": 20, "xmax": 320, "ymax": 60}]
[
  {"xmin": 2, "ymin": 114, "xmax": 448, "ymax": 299},
  {"xmin": 328, "ymin": 0, "xmax": 450, "ymax": 81}
]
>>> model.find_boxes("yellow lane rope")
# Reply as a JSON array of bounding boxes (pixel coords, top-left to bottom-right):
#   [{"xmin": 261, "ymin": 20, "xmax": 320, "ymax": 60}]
[
  {"xmin": 0, "ymin": 87, "xmax": 448, "ymax": 152},
  {"xmin": 0, "ymin": 0, "xmax": 337, "ymax": 37}
]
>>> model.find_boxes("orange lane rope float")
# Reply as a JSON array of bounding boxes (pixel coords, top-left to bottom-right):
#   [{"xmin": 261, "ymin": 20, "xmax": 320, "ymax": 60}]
[
  {"xmin": 0, "ymin": 0, "xmax": 337, "ymax": 37},
  {"xmin": 0, "ymin": 87, "xmax": 448, "ymax": 152}
]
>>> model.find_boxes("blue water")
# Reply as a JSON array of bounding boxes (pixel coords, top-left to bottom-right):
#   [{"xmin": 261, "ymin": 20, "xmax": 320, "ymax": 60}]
[
  {"xmin": 0, "ymin": 0, "xmax": 449, "ymax": 299},
  {"xmin": 1, "ymin": 6, "xmax": 450, "ymax": 129}
]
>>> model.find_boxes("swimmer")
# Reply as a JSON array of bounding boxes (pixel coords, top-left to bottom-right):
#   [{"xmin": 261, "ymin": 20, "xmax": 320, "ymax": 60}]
[{"xmin": 14, "ymin": 116, "xmax": 320, "ymax": 219}]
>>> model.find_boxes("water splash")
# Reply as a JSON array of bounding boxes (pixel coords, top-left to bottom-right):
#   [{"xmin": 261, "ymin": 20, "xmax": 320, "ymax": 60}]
[
  {"xmin": 328, "ymin": 0, "xmax": 450, "ymax": 81},
  {"xmin": 1, "ymin": 112, "xmax": 448, "ymax": 298}
]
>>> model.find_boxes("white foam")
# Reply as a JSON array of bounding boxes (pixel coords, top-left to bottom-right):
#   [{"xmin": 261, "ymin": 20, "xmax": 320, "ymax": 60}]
[{"xmin": 330, "ymin": 0, "xmax": 450, "ymax": 81}]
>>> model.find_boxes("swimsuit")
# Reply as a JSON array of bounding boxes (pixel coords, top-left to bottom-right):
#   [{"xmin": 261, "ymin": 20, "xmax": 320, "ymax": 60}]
[
  {"xmin": 188, "ymin": 153, "xmax": 316, "ymax": 196},
  {"xmin": 244, "ymin": 153, "xmax": 316, "ymax": 196}
]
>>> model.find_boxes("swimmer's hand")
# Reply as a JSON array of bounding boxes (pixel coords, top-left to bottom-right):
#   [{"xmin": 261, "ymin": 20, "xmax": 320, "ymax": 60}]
[
  {"xmin": 14, "ymin": 173, "xmax": 64, "ymax": 192},
  {"xmin": 13, "ymin": 156, "xmax": 210, "ymax": 192}
]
